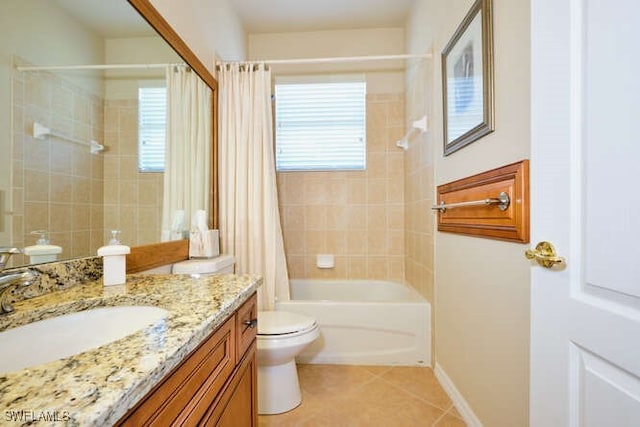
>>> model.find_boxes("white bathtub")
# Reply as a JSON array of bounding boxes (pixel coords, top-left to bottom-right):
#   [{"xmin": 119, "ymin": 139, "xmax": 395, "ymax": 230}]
[{"xmin": 275, "ymin": 279, "xmax": 431, "ymax": 367}]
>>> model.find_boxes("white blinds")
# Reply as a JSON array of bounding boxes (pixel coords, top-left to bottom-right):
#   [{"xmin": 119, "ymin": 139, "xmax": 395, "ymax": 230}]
[
  {"xmin": 138, "ymin": 86, "xmax": 167, "ymax": 172},
  {"xmin": 275, "ymin": 80, "xmax": 366, "ymax": 171}
]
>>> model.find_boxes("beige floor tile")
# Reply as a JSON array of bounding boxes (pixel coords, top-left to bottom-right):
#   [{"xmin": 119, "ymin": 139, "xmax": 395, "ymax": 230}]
[
  {"xmin": 380, "ymin": 367, "xmax": 452, "ymax": 410},
  {"xmin": 348, "ymin": 378, "xmax": 445, "ymax": 424},
  {"xmin": 259, "ymin": 364, "xmax": 455, "ymax": 427},
  {"xmin": 434, "ymin": 413, "xmax": 468, "ymax": 427},
  {"xmin": 360, "ymin": 364, "xmax": 394, "ymax": 376},
  {"xmin": 303, "ymin": 406, "xmax": 432, "ymax": 427},
  {"xmin": 449, "ymin": 406, "xmax": 463, "ymax": 420},
  {"xmin": 298, "ymin": 364, "xmax": 377, "ymax": 397},
  {"xmin": 294, "ymin": 389, "xmax": 341, "ymax": 419}
]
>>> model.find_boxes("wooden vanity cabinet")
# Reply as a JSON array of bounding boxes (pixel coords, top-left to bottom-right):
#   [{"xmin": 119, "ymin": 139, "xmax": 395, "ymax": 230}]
[
  {"xmin": 118, "ymin": 293, "xmax": 258, "ymax": 426},
  {"xmin": 201, "ymin": 342, "xmax": 256, "ymax": 426}
]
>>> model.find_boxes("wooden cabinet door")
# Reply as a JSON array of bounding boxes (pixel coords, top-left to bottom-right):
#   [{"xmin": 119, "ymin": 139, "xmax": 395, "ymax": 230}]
[
  {"xmin": 118, "ymin": 316, "xmax": 236, "ymax": 426},
  {"xmin": 201, "ymin": 342, "xmax": 256, "ymax": 427}
]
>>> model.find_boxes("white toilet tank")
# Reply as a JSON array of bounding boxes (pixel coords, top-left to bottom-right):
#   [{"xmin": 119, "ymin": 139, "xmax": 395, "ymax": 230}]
[{"xmin": 172, "ymin": 254, "xmax": 235, "ymax": 275}]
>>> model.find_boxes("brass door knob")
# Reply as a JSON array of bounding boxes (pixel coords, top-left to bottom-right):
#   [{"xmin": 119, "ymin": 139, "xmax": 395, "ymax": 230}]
[{"xmin": 525, "ymin": 241, "xmax": 565, "ymax": 268}]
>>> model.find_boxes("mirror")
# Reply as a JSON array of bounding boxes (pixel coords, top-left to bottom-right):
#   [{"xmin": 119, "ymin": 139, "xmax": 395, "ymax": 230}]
[{"xmin": 0, "ymin": 0, "xmax": 216, "ymax": 268}]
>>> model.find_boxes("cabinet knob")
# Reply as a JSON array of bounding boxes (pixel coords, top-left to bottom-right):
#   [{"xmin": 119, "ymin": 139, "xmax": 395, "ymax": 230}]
[{"xmin": 243, "ymin": 318, "xmax": 258, "ymax": 329}]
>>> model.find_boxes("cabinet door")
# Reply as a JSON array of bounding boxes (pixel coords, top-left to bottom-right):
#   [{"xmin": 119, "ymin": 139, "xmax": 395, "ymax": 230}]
[
  {"xmin": 119, "ymin": 316, "xmax": 236, "ymax": 426},
  {"xmin": 235, "ymin": 294, "xmax": 257, "ymax": 361},
  {"xmin": 201, "ymin": 342, "xmax": 256, "ymax": 427}
]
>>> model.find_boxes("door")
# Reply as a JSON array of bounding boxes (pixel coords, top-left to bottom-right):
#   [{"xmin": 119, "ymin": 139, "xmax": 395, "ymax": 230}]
[{"xmin": 530, "ymin": 0, "xmax": 640, "ymax": 425}]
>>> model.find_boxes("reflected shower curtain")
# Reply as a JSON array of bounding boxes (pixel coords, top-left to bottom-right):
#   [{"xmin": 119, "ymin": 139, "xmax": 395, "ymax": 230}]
[
  {"xmin": 161, "ymin": 66, "xmax": 212, "ymax": 241},
  {"xmin": 218, "ymin": 63, "xmax": 290, "ymax": 311}
]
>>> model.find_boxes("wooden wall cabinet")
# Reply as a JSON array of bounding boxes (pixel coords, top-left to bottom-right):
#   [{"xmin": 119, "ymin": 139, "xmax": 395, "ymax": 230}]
[{"xmin": 118, "ymin": 293, "xmax": 258, "ymax": 426}]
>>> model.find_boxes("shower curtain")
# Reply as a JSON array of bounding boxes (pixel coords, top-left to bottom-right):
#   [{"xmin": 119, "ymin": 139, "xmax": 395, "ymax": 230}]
[
  {"xmin": 161, "ymin": 66, "xmax": 212, "ymax": 241},
  {"xmin": 217, "ymin": 62, "xmax": 290, "ymax": 311}
]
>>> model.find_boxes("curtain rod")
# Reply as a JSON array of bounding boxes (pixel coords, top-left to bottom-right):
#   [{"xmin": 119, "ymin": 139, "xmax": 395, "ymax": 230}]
[
  {"xmin": 217, "ymin": 53, "xmax": 432, "ymax": 67},
  {"xmin": 16, "ymin": 62, "xmax": 185, "ymax": 72}
]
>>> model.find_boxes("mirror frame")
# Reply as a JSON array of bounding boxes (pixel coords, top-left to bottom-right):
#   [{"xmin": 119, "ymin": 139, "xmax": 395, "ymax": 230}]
[{"xmin": 125, "ymin": 0, "xmax": 218, "ymax": 273}]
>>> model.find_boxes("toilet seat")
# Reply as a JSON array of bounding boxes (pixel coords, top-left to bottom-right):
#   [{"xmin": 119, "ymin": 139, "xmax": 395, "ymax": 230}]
[{"xmin": 258, "ymin": 311, "xmax": 317, "ymax": 337}]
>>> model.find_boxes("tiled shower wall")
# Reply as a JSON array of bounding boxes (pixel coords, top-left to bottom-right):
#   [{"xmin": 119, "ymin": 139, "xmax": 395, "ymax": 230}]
[
  {"xmin": 103, "ymin": 99, "xmax": 163, "ymax": 247},
  {"xmin": 11, "ymin": 66, "xmax": 104, "ymax": 265},
  {"xmin": 277, "ymin": 93, "xmax": 405, "ymax": 282},
  {"xmin": 404, "ymin": 61, "xmax": 435, "ymax": 303},
  {"xmin": 11, "ymin": 68, "xmax": 163, "ymax": 265},
  {"xmin": 404, "ymin": 59, "xmax": 435, "ymax": 362},
  {"xmin": 404, "ymin": 131, "xmax": 435, "ymax": 300}
]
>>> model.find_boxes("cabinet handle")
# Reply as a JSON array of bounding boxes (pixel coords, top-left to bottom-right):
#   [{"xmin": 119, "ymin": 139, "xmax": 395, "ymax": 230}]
[{"xmin": 243, "ymin": 318, "xmax": 258, "ymax": 329}]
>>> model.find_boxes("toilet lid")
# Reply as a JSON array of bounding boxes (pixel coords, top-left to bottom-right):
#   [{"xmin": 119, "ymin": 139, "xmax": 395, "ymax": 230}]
[
  {"xmin": 172, "ymin": 254, "xmax": 235, "ymax": 274},
  {"xmin": 257, "ymin": 311, "xmax": 316, "ymax": 335}
]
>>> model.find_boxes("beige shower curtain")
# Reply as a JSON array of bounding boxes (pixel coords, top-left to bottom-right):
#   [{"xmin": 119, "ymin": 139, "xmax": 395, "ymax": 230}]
[
  {"xmin": 218, "ymin": 62, "xmax": 290, "ymax": 311},
  {"xmin": 161, "ymin": 66, "xmax": 212, "ymax": 241}
]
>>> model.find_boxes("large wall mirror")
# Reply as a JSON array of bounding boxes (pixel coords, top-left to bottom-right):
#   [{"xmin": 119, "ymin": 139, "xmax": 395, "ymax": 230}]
[{"xmin": 0, "ymin": 0, "xmax": 217, "ymax": 270}]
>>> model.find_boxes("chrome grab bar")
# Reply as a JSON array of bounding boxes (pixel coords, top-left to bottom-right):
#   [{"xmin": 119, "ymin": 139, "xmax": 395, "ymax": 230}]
[{"xmin": 432, "ymin": 191, "xmax": 510, "ymax": 213}]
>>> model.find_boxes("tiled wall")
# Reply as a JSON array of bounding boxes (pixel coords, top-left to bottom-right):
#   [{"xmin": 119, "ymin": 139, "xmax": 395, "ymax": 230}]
[
  {"xmin": 277, "ymin": 93, "xmax": 405, "ymax": 282},
  {"xmin": 103, "ymin": 99, "xmax": 163, "ymax": 247},
  {"xmin": 403, "ymin": 57, "xmax": 436, "ymax": 365},
  {"xmin": 11, "ymin": 66, "xmax": 104, "ymax": 265},
  {"xmin": 403, "ymin": 126, "xmax": 434, "ymax": 301},
  {"xmin": 11, "ymin": 69, "xmax": 163, "ymax": 265}
]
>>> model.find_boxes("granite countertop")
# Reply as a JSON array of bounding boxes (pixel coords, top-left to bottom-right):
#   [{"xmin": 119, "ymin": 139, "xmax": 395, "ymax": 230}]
[{"xmin": 0, "ymin": 273, "xmax": 261, "ymax": 426}]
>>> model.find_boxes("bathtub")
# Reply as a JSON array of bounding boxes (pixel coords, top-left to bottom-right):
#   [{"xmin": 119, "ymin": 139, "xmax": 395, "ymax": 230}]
[{"xmin": 275, "ymin": 279, "xmax": 431, "ymax": 367}]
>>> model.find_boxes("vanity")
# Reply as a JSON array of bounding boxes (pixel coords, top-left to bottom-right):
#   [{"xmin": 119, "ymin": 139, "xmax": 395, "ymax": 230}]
[
  {"xmin": 118, "ymin": 283, "xmax": 258, "ymax": 426},
  {"xmin": 0, "ymin": 271, "xmax": 261, "ymax": 426}
]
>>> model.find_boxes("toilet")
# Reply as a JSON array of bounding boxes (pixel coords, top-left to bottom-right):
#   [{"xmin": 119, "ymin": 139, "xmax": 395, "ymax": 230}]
[
  {"xmin": 171, "ymin": 254, "xmax": 235, "ymax": 275},
  {"xmin": 257, "ymin": 310, "xmax": 319, "ymax": 414},
  {"xmin": 172, "ymin": 255, "xmax": 319, "ymax": 415}
]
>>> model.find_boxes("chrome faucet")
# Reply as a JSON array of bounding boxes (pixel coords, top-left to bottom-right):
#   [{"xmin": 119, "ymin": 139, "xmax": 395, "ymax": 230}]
[
  {"xmin": 0, "ymin": 247, "xmax": 21, "ymax": 271},
  {"xmin": 0, "ymin": 247, "xmax": 38, "ymax": 314}
]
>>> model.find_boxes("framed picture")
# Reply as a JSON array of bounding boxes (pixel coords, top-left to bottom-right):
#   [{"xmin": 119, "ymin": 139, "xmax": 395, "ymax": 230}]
[{"xmin": 442, "ymin": 0, "xmax": 494, "ymax": 156}]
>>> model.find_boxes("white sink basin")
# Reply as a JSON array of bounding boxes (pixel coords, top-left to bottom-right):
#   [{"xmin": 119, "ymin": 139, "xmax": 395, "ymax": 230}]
[{"xmin": 0, "ymin": 306, "xmax": 168, "ymax": 373}]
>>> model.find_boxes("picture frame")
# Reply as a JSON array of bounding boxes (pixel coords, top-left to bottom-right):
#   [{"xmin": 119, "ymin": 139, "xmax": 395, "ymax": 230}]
[{"xmin": 442, "ymin": 0, "xmax": 494, "ymax": 156}]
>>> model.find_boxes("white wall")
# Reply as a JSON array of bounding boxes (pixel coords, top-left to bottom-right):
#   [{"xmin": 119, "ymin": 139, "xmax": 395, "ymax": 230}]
[
  {"xmin": 149, "ymin": 0, "xmax": 247, "ymax": 72},
  {"xmin": 0, "ymin": 0, "xmax": 104, "ymax": 91},
  {"xmin": 104, "ymin": 36, "xmax": 181, "ymax": 100},
  {"xmin": 406, "ymin": 0, "xmax": 531, "ymax": 426},
  {"xmin": 248, "ymin": 28, "xmax": 405, "ymax": 94}
]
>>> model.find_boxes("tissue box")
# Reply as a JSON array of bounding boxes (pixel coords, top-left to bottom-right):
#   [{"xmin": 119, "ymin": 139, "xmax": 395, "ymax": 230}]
[{"xmin": 189, "ymin": 229, "xmax": 220, "ymax": 258}]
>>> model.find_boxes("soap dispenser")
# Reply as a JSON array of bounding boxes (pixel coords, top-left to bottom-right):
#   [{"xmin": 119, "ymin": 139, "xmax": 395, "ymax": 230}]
[
  {"xmin": 23, "ymin": 230, "xmax": 63, "ymax": 264},
  {"xmin": 97, "ymin": 230, "xmax": 130, "ymax": 286}
]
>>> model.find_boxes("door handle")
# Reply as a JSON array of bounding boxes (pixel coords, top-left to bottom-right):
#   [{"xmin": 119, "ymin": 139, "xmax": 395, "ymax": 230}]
[{"xmin": 525, "ymin": 241, "xmax": 565, "ymax": 268}]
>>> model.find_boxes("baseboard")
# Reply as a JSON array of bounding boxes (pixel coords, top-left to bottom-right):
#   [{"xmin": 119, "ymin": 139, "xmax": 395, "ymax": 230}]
[{"xmin": 434, "ymin": 363, "xmax": 483, "ymax": 427}]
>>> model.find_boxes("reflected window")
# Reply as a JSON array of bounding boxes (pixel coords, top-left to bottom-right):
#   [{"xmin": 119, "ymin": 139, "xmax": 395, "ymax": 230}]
[{"xmin": 138, "ymin": 85, "xmax": 166, "ymax": 172}]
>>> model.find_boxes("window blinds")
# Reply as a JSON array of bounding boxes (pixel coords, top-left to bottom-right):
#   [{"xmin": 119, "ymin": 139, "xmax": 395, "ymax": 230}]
[
  {"xmin": 275, "ymin": 80, "xmax": 366, "ymax": 171},
  {"xmin": 138, "ymin": 86, "xmax": 167, "ymax": 172}
]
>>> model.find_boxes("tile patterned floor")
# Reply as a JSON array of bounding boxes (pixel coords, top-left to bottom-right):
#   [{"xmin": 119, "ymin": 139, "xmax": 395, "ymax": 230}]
[{"xmin": 258, "ymin": 365, "xmax": 467, "ymax": 426}]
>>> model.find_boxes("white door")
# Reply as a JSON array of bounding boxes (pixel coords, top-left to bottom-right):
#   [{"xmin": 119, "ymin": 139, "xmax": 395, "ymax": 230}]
[{"xmin": 530, "ymin": 0, "xmax": 640, "ymax": 425}]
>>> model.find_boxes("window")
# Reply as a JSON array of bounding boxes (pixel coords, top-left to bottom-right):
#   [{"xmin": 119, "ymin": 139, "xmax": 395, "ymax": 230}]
[
  {"xmin": 275, "ymin": 78, "xmax": 366, "ymax": 171},
  {"xmin": 138, "ymin": 86, "xmax": 167, "ymax": 172}
]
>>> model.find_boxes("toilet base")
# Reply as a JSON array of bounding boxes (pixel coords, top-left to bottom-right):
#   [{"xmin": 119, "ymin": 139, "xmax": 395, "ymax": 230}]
[{"xmin": 257, "ymin": 360, "xmax": 302, "ymax": 414}]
